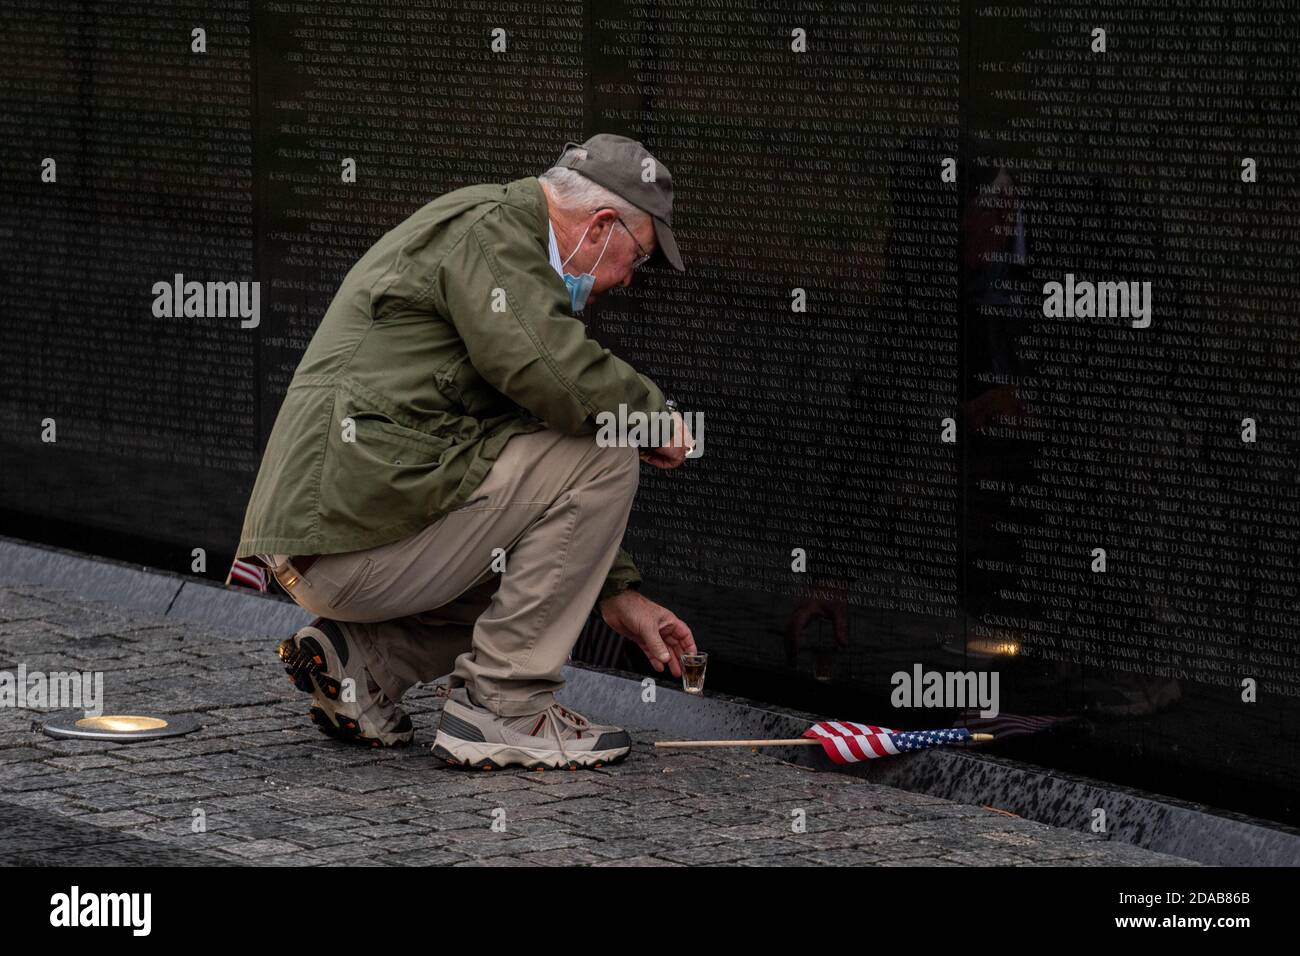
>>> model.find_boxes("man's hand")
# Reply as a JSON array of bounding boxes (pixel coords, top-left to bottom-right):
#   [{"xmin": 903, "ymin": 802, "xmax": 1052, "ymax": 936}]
[
  {"xmin": 785, "ymin": 578, "xmax": 850, "ymax": 663},
  {"xmin": 639, "ymin": 410, "xmax": 692, "ymax": 470},
  {"xmin": 599, "ymin": 588, "xmax": 697, "ymax": 677}
]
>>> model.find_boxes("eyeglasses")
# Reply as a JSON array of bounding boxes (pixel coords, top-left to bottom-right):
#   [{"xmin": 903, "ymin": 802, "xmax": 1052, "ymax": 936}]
[{"xmin": 613, "ymin": 213, "xmax": 652, "ymax": 271}]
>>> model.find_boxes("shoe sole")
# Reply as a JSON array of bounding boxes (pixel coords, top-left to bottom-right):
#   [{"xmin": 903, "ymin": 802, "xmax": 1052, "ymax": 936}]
[
  {"xmin": 277, "ymin": 635, "xmax": 413, "ymax": 749},
  {"xmin": 431, "ymin": 731, "xmax": 629, "ymax": 771}
]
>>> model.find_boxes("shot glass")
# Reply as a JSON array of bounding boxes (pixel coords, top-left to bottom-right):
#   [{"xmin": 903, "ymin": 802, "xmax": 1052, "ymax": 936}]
[{"xmin": 680, "ymin": 652, "xmax": 708, "ymax": 694}]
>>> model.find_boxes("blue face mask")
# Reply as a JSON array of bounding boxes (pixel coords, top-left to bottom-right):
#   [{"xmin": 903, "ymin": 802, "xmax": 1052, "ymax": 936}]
[{"xmin": 555, "ymin": 219, "xmax": 615, "ymax": 313}]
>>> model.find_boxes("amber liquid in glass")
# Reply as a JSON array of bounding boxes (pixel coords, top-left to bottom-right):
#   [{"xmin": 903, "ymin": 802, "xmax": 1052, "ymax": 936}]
[{"xmin": 681, "ymin": 655, "xmax": 707, "ymax": 694}]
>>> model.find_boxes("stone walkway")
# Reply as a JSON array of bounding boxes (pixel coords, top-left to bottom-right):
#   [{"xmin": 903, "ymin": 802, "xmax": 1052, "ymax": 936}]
[{"xmin": 0, "ymin": 584, "xmax": 1195, "ymax": 866}]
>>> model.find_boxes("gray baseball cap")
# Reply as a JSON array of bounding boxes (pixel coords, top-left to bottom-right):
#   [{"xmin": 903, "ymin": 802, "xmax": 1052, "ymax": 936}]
[{"xmin": 555, "ymin": 134, "xmax": 685, "ymax": 272}]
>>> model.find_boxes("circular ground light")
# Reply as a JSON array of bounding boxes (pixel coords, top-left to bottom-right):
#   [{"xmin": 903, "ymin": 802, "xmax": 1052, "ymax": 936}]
[{"xmin": 42, "ymin": 713, "xmax": 202, "ymax": 742}]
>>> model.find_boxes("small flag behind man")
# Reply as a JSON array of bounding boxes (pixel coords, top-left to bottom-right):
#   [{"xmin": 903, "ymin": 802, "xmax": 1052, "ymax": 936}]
[
  {"xmin": 802, "ymin": 721, "xmax": 977, "ymax": 764},
  {"xmin": 226, "ymin": 557, "xmax": 268, "ymax": 593}
]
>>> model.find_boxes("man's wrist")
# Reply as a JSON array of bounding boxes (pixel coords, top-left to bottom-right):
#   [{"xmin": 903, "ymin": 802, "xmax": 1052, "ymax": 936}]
[{"xmin": 599, "ymin": 580, "xmax": 641, "ymax": 605}]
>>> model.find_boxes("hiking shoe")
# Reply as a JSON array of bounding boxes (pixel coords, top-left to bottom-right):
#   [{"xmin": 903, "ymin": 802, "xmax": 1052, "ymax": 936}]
[
  {"xmin": 276, "ymin": 618, "xmax": 415, "ymax": 748},
  {"xmin": 431, "ymin": 687, "xmax": 631, "ymax": 770}
]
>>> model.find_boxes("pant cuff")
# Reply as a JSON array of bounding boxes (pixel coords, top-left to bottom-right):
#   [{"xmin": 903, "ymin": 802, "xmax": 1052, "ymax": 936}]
[
  {"xmin": 338, "ymin": 621, "xmax": 408, "ymax": 703},
  {"xmin": 470, "ymin": 687, "xmax": 557, "ymax": 717}
]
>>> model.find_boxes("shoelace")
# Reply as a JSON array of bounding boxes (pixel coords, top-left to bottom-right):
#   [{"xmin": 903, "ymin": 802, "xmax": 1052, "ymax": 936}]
[
  {"xmin": 555, "ymin": 704, "xmax": 590, "ymax": 729},
  {"xmin": 540, "ymin": 704, "xmax": 593, "ymax": 764}
]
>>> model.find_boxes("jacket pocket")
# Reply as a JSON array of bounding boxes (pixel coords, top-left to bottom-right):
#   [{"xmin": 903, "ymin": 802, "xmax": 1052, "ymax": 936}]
[
  {"xmin": 337, "ymin": 379, "xmax": 453, "ymax": 466},
  {"xmin": 351, "ymin": 412, "xmax": 451, "ymax": 464},
  {"xmin": 323, "ymin": 385, "xmax": 458, "ymax": 531}
]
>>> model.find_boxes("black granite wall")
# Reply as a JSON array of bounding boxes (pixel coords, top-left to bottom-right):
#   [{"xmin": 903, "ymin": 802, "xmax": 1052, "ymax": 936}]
[{"xmin": 2, "ymin": 1, "xmax": 1297, "ymax": 825}]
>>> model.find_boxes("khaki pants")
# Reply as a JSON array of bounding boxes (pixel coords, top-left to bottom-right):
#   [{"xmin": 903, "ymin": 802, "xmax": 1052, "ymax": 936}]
[{"xmin": 268, "ymin": 428, "xmax": 640, "ymax": 716}]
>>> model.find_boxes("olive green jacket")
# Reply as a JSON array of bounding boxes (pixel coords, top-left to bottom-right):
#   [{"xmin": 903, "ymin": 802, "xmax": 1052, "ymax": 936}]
[{"xmin": 235, "ymin": 175, "xmax": 668, "ymax": 601}]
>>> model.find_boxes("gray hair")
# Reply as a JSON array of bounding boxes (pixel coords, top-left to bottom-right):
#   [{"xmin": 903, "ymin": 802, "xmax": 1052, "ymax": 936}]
[{"xmin": 539, "ymin": 147, "xmax": 651, "ymax": 233}]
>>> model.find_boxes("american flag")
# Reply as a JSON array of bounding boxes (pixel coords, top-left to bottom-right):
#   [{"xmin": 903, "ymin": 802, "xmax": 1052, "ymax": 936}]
[
  {"xmin": 225, "ymin": 557, "xmax": 268, "ymax": 593},
  {"xmin": 802, "ymin": 721, "xmax": 977, "ymax": 764}
]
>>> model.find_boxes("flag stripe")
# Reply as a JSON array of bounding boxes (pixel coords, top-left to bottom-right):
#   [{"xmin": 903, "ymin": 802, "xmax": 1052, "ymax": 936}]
[{"xmin": 227, "ymin": 559, "xmax": 268, "ymax": 593}]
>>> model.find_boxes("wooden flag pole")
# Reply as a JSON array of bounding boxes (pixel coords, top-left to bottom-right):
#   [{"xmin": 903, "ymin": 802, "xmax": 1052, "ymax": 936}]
[{"xmin": 655, "ymin": 733, "xmax": 994, "ymax": 750}]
